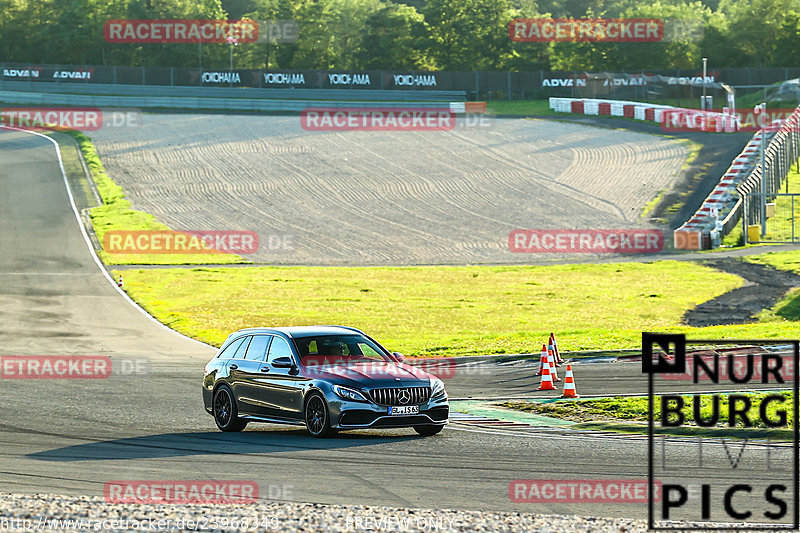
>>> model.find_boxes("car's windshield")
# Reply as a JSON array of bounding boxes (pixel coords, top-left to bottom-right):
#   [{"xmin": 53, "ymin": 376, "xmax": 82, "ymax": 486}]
[{"xmin": 293, "ymin": 334, "xmax": 391, "ymax": 363}]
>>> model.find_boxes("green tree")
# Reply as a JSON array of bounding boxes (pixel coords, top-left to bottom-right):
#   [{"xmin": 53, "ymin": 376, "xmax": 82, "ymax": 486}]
[
  {"xmin": 423, "ymin": 0, "xmax": 517, "ymax": 70},
  {"xmin": 280, "ymin": 0, "xmax": 378, "ymax": 69},
  {"xmin": 355, "ymin": 2, "xmax": 435, "ymax": 69},
  {"xmin": 703, "ymin": 0, "xmax": 800, "ymax": 67},
  {"xmin": 774, "ymin": 10, "xmax": 800, "ymax": 66},
  {"xmin": 0, "ymin": 0, "xmax": 32, "ymax": 63},
  {"xmin": 547, "ymin": 1, "xmax": 711, "ymax": 70}
]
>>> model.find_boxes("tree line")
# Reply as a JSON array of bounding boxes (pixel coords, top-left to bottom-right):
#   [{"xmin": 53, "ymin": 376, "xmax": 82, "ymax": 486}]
[{"xmin": 1, "ymin": 0, "xmax": 799, "ymax": 72}]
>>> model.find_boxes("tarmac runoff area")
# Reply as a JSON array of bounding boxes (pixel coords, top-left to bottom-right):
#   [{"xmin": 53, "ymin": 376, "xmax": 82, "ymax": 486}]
[{"xmin": 89, "ymin": 113, "xmax": 687, "ymax": 265}]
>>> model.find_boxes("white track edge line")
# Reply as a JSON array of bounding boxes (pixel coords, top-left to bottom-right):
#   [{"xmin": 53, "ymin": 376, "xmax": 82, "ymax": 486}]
[{"xmin": 1, "ymin": 125, "xmax": 213, "ymax": 350}]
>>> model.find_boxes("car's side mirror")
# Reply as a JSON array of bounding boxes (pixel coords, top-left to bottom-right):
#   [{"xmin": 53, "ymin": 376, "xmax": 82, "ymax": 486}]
[
  {"xmin": 392, "ymin": 352, "xmax": 405, "ymax": 362},
  {"xmin": 272, "ymin": 357, "xmax": 295, "ymax": 368}
]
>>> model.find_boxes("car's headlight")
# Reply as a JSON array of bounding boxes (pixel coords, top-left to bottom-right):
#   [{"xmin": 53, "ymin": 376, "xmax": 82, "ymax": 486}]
[
  {"xmin": 333, "ymin": 385, "xmax": 369, "ymax": 402},
  {"xmin": 431, "ymin": 378, "xmax": 446, "ymax": 399}
]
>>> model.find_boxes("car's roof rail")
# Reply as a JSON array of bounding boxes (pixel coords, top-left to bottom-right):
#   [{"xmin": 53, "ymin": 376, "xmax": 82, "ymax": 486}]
[
  {"xmin": 232, "ymin": 325, "xmax": 365, "ymax": 338},
  {"xmin": 318, "ymin": 325, "xmax": 365, "ymax": 334}
]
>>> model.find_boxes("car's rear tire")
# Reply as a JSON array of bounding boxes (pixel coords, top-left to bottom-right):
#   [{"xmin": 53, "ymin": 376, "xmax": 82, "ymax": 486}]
[
  {"xmin": 305, "ymin": 393, "xmax": 336, "ymax": 438},
  {"xmin": 414, "ymin": 425, "xmax": 444, "ymax": 436},
  {"xmin": 213, "ymin": 386, "xmax": 248, "ymax": 432}
]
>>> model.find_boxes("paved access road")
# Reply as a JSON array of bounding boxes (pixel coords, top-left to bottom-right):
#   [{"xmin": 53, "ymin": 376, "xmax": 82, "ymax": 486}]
[{"xmin": 0, "ymin": 128, "xmax": 792, "ymax": 526}]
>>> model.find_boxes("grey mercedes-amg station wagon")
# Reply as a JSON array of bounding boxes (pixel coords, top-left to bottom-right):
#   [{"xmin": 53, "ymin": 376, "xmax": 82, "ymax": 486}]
[{"xmin": 202, "ymin": 325, "xmax": 449, "ymax": 437}]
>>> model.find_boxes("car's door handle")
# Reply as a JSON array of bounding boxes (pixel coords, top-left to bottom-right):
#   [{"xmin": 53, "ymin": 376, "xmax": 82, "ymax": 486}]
[
  {"xmin": 260, "ymin": 366, "xmax": 270, "ymax": 372},
  {"xmin": 229, "ymin": 364, "xmax": 238, "ymax": 370}
]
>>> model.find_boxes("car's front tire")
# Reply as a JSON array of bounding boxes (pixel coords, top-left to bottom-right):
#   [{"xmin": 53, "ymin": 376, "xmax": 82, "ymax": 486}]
[
  {"xmin": 305, "ymin": 393, "xmax": 336, "ymax": 438},
  {"xmin": 414, "ymin": 425, "xmax": 444, "ymax": 436},
  {"xmin": 213, "ymin": 385, "xmax": 248, "ymax": 432}
]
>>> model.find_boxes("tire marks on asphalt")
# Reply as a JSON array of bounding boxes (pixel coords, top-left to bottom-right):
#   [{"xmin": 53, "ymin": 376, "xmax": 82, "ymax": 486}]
[{"xmin": 90, "ymin": 115, "xmax": 687, "ymax": 265}]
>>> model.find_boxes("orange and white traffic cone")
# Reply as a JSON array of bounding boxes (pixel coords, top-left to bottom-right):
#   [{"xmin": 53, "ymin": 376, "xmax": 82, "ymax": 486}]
[
  {"xmin": 550, "ymin": 332, "xmax": 563, "ymax": 365},
  {"xmin": 548, "ymin": 349, "xmax": 560, "ymax": 382},
  {"xmin": 117, "ymin": 275, "xmax": 123, "ymax": 288},
  {"xmin": 548, "ymin": 341, "xmax": 561, "ymax": 368},
  {"xmin": 561, "ymin": 364, "xmax": 579, "ymax": 398},
  {"xmin": 537, "ymin": 357, "xmax": 557, "ymax": 391},
  {"xmin": 536, "ymin": 344, "xmax": 548, "ymax": 376}
]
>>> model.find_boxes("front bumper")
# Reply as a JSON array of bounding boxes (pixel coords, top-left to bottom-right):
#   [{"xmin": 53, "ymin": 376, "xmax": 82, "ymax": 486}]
[{"xmin": 328, "ymin": 394, "xmax": 449, "ymax": 429}]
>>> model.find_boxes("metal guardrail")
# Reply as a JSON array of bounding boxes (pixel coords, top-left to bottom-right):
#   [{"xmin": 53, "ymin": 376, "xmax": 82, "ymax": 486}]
[
  {"xmin": 0, "ymin": 80, "xmax": 465, "ymax": 102},
  {"xmin": 719, "ymin": 196, "xmax": 743, "ymax": 237},
  {"xmin": 738, "ymin": 109, "xmax": 800, "ymax": 243},
  {"xmin": 0, "ymin": 90, "xmax": 460, "ymax": 112}
]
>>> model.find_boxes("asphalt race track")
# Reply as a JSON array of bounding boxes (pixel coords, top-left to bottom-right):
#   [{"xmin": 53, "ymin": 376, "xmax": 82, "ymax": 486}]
[{"xmin": 0, "ymin": 127, "xmax": 793, "ymax": 525}]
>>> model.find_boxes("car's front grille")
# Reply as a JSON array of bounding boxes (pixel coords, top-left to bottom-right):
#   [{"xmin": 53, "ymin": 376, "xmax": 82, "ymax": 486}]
[{"xmin": 368, "ymin": 386, "xmax": 431, "ymax": 406}]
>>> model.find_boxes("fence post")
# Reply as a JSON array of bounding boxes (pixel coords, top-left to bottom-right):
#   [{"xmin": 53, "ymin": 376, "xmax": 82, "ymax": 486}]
[
  {"xmin": 788, "ymin": 139, "xmax": 791, "ymax": 193},
  {"xmin": 742, "ymin": 195, "xmax": 748, "ymax": 245},
  {"xmin": 761, "ymin": 127, "xmax": 767, "ymax": 237},
  {"xmin": 794, "ymin": 124, "xmax": 800, "ymax": 168}
]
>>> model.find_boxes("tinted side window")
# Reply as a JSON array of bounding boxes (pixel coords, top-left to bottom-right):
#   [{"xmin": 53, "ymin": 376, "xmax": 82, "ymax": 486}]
[
  {"xmin": 268, "ymin": 337, "xmax": 294, "ymax": 363},
  {"xmin": 245, "ymin": 335, "xmax": 272, "ymax": 361},
  {"xmin": 233, "ymin": 336, "xmax": 252, "ymax": 359},
  {"xmin": 217, "ymin": 337, "xmax": 245, "ymax": 359}
]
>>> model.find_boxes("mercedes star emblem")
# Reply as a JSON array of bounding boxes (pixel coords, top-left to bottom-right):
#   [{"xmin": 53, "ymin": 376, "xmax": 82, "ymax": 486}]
[{"xmin": 397, "ymin": 389, "xmax": 411, "ymax": 405}]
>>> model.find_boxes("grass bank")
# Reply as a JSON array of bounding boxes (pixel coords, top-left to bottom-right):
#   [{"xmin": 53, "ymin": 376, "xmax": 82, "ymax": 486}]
[
  {"xmin": 113, "ymin": 261, "xmax": 743, "ymax": 353},
  {"xmin": 113, "ymin": 244, "xmax": 800, "ymax": 355},
  {"xmin": 501, "ymin": 392, "xmax": 794, "ymax": 440},
  {"xmin": 502, "ymin": 392, "xmax": 793, "ymax": 427},
  {"xmin": 487, "ymin": 99, "xmax": 556, "ymax": 116}
]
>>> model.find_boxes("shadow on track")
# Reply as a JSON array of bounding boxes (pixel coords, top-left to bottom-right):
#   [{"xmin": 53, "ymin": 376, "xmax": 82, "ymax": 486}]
[{"xmin": 27, "ymin": 430, "xmax": 421, "ymax": 462}]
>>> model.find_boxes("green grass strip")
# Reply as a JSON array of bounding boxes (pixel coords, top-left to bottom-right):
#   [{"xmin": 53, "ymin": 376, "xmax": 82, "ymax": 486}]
[
  {"xmin": 63, "ymin": 131, "xmax": 246, "ymax": 265},
  {"xmin": 501, "ymin": 391, "xmax": 793, "ymax": 430},
  {"xmin": 111, "ymin": 261, "xmax": 743, "ymax": 351}
]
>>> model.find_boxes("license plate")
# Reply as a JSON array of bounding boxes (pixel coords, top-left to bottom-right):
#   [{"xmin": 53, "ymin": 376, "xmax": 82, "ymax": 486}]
[{"xmin": 389, "ymin": 405, "xmax": 419, "ymax": 415}]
